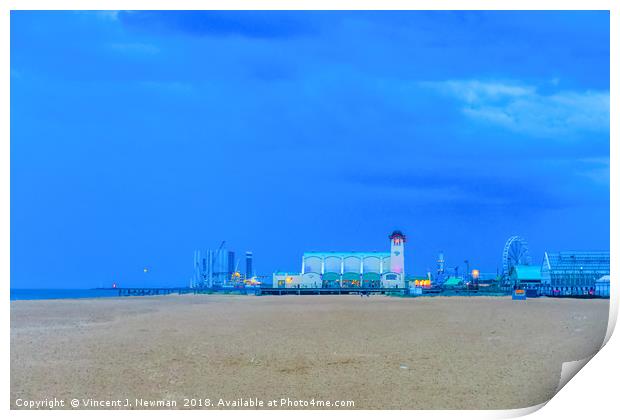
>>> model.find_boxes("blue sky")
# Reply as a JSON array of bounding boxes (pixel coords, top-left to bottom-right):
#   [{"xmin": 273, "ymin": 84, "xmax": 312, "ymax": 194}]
[{"xmin": 11, "ymin": 11, "xmax": 609, "ymax": 288}]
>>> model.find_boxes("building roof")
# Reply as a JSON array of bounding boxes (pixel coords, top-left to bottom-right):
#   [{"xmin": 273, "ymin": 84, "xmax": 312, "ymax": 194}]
[
  {"xmin": 544, "ymin": 251, "xmax": 610, "ymax": 274},
  {"xmin": 513, "ymin": 265, "xmax": 542, "ymax": 280},
  {"xmin": 389, "ymin": 230, "xmax": 406, "ymax": 241},
  {"xmin": 303, "ymin": 252, "xmax": 390, "ymax": 258},
  {"xmin": 443, "ymin": 277, "xmax": 462, "ymax": 286}
]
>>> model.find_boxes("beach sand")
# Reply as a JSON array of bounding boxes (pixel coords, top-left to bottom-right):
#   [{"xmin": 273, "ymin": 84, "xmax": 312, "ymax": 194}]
[{"xmin": 11, "ymin": 295, "xmax": 609, "ymax": 409}]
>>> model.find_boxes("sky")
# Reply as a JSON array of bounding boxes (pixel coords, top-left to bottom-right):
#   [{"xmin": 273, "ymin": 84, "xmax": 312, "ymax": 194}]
[{"xmin": 10, "ymin": 11, "xmax": 610, "ymax": 288}]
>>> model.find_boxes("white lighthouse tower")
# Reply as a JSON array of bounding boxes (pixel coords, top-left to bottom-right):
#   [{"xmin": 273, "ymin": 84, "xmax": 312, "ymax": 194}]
[{"xmin": 389, "ymin": 230, "xmax": 406, "ymax": 287}]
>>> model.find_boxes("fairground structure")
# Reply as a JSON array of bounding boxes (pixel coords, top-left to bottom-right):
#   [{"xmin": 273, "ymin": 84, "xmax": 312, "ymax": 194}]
[{"xmin": 273, "ymin": 230, "xmax": 407, "ymax": 289}]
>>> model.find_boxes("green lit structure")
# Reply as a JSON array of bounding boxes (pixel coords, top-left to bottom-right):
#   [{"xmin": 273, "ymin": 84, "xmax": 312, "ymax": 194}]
[{"xmin": 510, "ymin": 265, "xmax": 542, "ymax": 289}]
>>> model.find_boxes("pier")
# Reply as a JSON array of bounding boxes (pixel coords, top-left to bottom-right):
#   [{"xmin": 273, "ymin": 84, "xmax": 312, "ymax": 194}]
[
  {"xmin": 100, "ymin": 287, "xmax": 208, "ymax": 297},
  {"xmin": 98, "ymin": 287, "xmax": 408, "ymax": 297},
  {"xmin": 256, "ymin": 287, "xmax": 407, "ymax": 296}
]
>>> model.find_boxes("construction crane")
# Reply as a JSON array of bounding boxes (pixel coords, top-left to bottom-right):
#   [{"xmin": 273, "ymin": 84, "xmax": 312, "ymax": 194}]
[{"xmin": 206, "ymin": 241, "xmax": 226, "ymax": 287}]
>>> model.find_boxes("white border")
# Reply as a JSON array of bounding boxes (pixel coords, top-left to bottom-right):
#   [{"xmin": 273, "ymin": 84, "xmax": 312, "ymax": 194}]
[{"xmin": 3, "ymin": 1, "xmax": 617, "ymax": 419}]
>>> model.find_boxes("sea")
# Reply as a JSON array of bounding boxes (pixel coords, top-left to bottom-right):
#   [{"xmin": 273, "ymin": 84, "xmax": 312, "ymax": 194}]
[{"xmin": 10, "ymin": 289, "xmax": 120, "ymax": 301}]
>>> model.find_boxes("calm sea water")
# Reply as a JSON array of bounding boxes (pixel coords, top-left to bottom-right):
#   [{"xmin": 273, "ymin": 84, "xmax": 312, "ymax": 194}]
[{"xmin": 10, "ymin": 289, "xmax": 120, "ymax": 301}]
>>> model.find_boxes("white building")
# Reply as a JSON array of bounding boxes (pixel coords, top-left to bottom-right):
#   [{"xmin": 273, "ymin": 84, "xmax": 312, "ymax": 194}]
[
  {"xmin": 272, "ymin": 272, "xmax": 321, "ymax": 288},
  {"xmin": 595, "ymin": 275, "xmax": 610, "ymax": 297},
  {"xmin": 273, "ymin": 231, "xmax": 407, "ymax": 289}
]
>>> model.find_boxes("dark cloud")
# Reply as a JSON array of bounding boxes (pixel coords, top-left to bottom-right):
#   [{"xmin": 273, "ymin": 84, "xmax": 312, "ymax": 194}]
[
  {"xmin": 348, "ymin": 170, "xmax": 577, "ymax": 211},
  {"xmin": 117, "ymin": 11, "xmax": 321, "ymax": 39}
]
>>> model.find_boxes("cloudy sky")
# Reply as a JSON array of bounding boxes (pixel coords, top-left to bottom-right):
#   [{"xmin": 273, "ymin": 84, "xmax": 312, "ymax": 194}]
[{"xmin": 11, "ymin": 11, "xmax": 609, "ymax": 288}]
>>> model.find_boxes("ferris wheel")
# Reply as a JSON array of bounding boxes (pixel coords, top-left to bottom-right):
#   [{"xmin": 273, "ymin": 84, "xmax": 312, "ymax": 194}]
[{"xmin": 502, "ymin": 236, "xmax": 531, "ymax": 275}]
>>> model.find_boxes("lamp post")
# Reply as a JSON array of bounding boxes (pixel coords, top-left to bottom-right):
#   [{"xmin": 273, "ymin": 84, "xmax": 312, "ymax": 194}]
[{"xmin": 464, "ymin": 260, "xmax": 470, "ymax": 283}]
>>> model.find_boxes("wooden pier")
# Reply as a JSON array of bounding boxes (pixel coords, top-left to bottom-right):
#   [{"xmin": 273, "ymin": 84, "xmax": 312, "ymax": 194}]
[
  {"xmin": 100, "ymin": 287, "xmax": 211, "ymax": 297},
  {"xmin": 98, "ymin": 287, "xmax": 407, "ymax": 297},
  {"xmin": 256, "ymin": 287, "xmax": 407, "ymax": 296}
]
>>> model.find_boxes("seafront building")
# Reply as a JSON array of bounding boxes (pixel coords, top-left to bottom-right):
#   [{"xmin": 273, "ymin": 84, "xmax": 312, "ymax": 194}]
[
  {"xmin": 188, "ymin": 232, "xmax": 610, "ymax": 298},
  {"xmin": 191, "ymin": 246, "xmax": 249, "ymax": 288},
  {"xmin": 595, "ymin": 275, "xmax": 610, "ymax": 297},
  {"xmin": 273, "ymin": 230, "xmax": 407, "ymax": 289},
  {"xmin": 540, "ymin": 251, "xmax": 610, "ymax": 295},
  {"xmin": 510, "ymin": 265, "xmax": 542, "ymax": 291},
  {"xmin": 245, "ymin": 251, "xmax": 253, "ymax": 279}
]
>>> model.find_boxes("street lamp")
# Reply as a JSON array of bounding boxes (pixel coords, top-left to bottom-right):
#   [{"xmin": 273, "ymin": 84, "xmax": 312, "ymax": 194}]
[{"xmin": 464, "ymin": 260, "xmax": 470, "ymax": 282}]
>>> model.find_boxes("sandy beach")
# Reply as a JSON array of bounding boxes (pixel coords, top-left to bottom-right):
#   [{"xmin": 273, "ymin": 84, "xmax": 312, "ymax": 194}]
[{"xmin": 11, "ymin": 295, "xmax": 609, "ymax": 409}]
